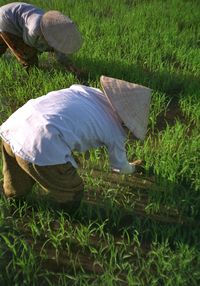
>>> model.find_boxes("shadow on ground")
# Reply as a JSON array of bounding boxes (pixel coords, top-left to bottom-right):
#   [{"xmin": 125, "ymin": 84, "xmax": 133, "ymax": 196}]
[
  {"xmin": 43, "ymin": 55, "xmax": 199, "ymax": 130},
  {"xmin": 2, "ymin": 51, "xmax": 200, "ymax": 97},
  {"xmin": 1, "ymin": 53, "xmax": 199, "ymax": 131},
  {"xmin": 74, "ymin": 56, "xmax": 200, "ymax": 96}
]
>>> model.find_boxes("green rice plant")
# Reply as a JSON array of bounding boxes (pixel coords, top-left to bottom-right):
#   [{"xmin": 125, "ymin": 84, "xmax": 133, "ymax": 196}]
[
  {"xmin": 148, "ymin": 91, "xmax": 170, "ymax": 132},
  {"xmin": 134, "ymin": 122, "xmax": 200, "ymax": 190},
  {"xmin": 180, "ymin": 92, "xmax": 200, "ymax": 124},
  {"xmin": 74, "ymin": 222, "xmax": 97, "ymax": 247},
  {"xmin": 0, "ymin": 0, "xmax": 200, "ymax": 284},
  {"xmin": 142, "ymin": 242, "xmax": 200, "ymax": 286},
  {"xmin": 0, "ymin": 232, "xmax": 40, "ymax": 286}
]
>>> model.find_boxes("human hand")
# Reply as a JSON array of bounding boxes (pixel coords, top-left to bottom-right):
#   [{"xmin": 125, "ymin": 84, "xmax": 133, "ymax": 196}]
[
  {"xmin": 130, "ymin": 160, "xmax": 145, "ymax": 174},
  {"xmin": 67, "ymin": 65, "xmax": 88, "ymax": 81}
]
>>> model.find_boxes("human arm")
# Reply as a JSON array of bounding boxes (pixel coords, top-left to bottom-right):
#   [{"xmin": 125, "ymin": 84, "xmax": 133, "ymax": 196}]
[
  {"xmin": 54, "ymin": 51, "xmax": 87, "ymax": 80},
  {"xmin": 107, "ymin": 142, "xmax": 135, "ymax": 174}
]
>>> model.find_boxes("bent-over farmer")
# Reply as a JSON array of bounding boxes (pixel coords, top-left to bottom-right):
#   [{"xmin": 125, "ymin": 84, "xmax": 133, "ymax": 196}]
[
  {"xmin": 0, "ymin": 2, "xmax": 82, "ymax": 74},
  {"xmin": 0, "ymin": 76, "xmax": 151, "ymax": 213}
]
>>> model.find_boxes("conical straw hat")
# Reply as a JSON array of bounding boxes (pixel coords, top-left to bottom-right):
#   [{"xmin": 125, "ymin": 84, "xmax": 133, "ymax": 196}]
[
  {"xmin": 40, "ymin": 11, "xmax": 82, "ymax": 54},
  {"xmin": 100, "ymin": 76, "xmax": 151, "ymax": 140}
]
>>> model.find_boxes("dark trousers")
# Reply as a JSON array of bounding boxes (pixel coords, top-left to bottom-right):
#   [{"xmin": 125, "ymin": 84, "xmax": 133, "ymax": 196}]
[
  {"xmin": 0, "ymin": 32, "xmax": 38, "ymax": 69},
  {"xmin": 1, "ymin": 141, "xmax": 84, "ymax": 212}
]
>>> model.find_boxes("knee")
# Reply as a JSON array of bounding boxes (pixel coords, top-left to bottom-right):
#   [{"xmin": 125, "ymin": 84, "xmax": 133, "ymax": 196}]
[
  {"xmin": 3, "ymin": 182, "xmax": 18, "ymax": 199},
  {"xmin": 3, "ymin": 178, "xmax": 33, "ymax": 199}
]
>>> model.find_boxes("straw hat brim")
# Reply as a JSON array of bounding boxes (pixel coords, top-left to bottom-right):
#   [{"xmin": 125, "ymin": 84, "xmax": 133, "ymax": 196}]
[
  {"xmin": 40, "ymin": 11, "xmax": 82, "ymax": 54},
  {"xmin": 100, "ymin": 76, "xmax": 152, "ymax": 140}
]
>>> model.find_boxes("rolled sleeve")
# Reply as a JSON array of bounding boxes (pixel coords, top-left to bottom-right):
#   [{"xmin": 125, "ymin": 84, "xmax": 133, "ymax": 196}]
[{"xmin": 108, "ymin": 143, "xmax": 135, "ymax": 174}]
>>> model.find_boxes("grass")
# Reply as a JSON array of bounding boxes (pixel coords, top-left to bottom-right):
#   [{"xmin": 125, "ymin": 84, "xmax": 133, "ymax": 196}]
[{"xmin": 0, "ymin": 0, "xmax": 200, "ymax": 285}]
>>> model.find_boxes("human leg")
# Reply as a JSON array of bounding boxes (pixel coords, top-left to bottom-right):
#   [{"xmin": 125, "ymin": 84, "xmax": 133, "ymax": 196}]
[
  {"xmin": 0, "ymin": 33, "xmax": 7, "ymax": 56},
  {"xmin": 1, "ymin": 141, "xmax": 35, "ymax": 198},
  {"xmin": 16, "ymin": 160, "xmax": 84, "ymax": 213},
  {"xmin": 0, "ymin": 32, "xmax": 38, "ymax": 70}
]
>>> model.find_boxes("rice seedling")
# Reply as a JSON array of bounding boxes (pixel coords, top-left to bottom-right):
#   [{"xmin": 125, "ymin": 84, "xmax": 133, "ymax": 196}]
[{"xmin": 0, "ymin": 0, "xmax": 200, "ymax": 285}]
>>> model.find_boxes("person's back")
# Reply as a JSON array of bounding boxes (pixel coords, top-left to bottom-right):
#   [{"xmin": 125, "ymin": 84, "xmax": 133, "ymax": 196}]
[
  {"xmin": 0, "ymin": 84, "xmax": 126, "ymax": 169},
  {"xmin": 0, "ymin": 2, "xmax": 45, "ymax": 48},
  {"xmin": 0, "ymin": 76, "xmax": 151, "ymax": 212},
  {"xmin": 0, "ymin": 2, "xmax": 83, "ymax": 72}
]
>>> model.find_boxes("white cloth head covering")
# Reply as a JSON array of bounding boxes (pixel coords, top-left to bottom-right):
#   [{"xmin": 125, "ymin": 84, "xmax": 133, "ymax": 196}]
[
  {"xmin": 100, "ymin": 76, "xmax": 152, "ymax": 140},
  {"xmin": 40, "ymin": 10, "xmax": 82, "ymax": 54}
]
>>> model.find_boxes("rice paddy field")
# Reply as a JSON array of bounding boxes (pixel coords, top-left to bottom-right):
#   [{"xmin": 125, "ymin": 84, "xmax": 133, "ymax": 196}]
[{"xmin": 0, "ymin": 0, "xmax": 200, "ymax": 285}]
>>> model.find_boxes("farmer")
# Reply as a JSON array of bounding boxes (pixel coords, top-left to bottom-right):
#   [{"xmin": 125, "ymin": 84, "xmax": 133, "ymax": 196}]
[
  {"xmin": 0, "ymin": 76, "xmax": 151, "ymax": 213},
  {"xmin": 0, "ymin": 2, "xmax": 83, "ymax": 74}
]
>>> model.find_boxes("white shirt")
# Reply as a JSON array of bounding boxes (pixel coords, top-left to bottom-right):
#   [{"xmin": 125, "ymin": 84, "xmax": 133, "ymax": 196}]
[
  {"xmin": 0, "ymin": 2, "xmax": 68, "ymax": 60},
  {"xmin": 0, "ymin": 85, "xmax": 134, "ymax": 173}
]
